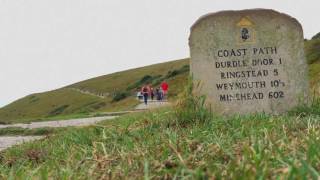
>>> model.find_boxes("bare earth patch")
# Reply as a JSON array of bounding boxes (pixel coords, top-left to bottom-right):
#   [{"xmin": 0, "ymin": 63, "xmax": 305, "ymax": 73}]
[
  {"xmin": 135, "ymin": 100, "xmax": 171, "ymax": 110},
  {"xmin": 0, "ymin": 136, "xmax": 44, "ymax": 151},
  {"xmin": 0, "ymin": 116, "xmax": 117, "ymax": 151}
]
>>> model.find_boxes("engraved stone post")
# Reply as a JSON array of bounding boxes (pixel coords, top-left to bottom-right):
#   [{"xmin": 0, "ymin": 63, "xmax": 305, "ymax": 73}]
[{"xmin": 189, "ymin": 9, "xmax": 309, "ymax": 115}]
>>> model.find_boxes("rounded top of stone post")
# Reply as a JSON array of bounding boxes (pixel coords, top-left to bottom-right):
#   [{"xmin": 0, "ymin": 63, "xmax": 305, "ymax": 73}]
[{"xmin": 190, "ymin": 9, "xmax": 303, "ymax": 34}]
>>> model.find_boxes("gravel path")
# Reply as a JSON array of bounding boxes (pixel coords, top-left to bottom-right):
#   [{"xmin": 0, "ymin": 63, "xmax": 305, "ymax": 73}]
[
  {"xmin": 0, "ymin": 116, "xmax": 118, "ymax": 151},
  {"xmin": 0, "ymin": 136, "xmax": 44, "ymax": 151},
  {"xmin": 135, "ymin": 100, "xmax": 171, "ymax": 110},
  {"xmin": 67, "ymin": 88, "xmax": 109, "ymax": 99},
  {"xmin": 0, "ymin": 116, "xmax": 117, "ymax": 129},
  {"xmin": 0, "ymin": 101, "xmax": 169, "ymax": 151}
]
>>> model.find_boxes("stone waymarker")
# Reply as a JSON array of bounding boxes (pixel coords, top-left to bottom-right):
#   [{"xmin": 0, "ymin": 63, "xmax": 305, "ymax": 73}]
[{"xmin": 189, "ymin": 9, "xmax": 309, "ymax": 115}]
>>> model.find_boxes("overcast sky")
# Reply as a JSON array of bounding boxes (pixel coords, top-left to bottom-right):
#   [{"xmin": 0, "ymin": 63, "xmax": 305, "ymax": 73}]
[{"xmin": 0, "ymin": 0, "xmax": 319, "ymax": 107}]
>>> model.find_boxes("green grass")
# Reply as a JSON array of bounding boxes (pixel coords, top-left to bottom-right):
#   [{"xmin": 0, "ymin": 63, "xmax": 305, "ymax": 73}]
[
  {"xmin": 0, "ymin": 89, "xmax": 104, "ymax": 124},
  {"xmin": 1, "ymin": 76, "xmax": 319, "ymax": 179},
  {"xmin": 1, "ymin": 78, "xmax": 320, "ymax": 179},
  {"xmin": 305, "ymin": 39, "xmax": 320, "ymax": 64},
  {"xmin": 0, "ymin": 127, "xmax": 67, "ymax": 136},
  {"xmin": 0, "ymin": 104, "xmax": 320, "ymax": 179},
  {"xmin": 289, "ymin": 98, "xmax": 320, "ymax": 117},
  {"xmin": 309, "ymin": 62, "xmax": 320, "ymax": 97}
]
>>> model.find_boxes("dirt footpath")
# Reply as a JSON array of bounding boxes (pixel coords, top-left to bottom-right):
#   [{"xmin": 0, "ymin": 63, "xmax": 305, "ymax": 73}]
[
  {"xmin": 0, "ymin": 116, "xmax": 117, "ymax": 129},
  {"xmin": 135, "ymin": 100, "xmax": 171, "ymax": 110},
  {"xmin": 0, "ymin": 136, "xmax": 44, "ymax": 151},
  {"xmin": 0, "ymin": 116, "xmax": 119, "ymax": 151},
  {"xmin": 0, "ymin": 101, "xmax": 169, "ymax": 151}
]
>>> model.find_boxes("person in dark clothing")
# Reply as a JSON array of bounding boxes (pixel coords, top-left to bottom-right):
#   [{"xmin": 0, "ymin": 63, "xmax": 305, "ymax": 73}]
[
  {"xmin": 141, "ymin": 86, "xmax": 149, "ymax": 105},
  {"xmin": 150, "ymin": 88, "xmax": 154, "ymax": 100},
  {"xmin": 156, "ymin": 87, "xmax": 163, "ymax": 101},
  {"xmin": 156, "ymin": 88, "xmax": 160, "ymax": 101}
]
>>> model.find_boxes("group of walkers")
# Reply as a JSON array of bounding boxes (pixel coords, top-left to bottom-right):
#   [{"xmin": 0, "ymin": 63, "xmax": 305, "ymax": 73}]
[{"xmin": 137, "ymin": 81, "xmax": 169, "ymax": 105}]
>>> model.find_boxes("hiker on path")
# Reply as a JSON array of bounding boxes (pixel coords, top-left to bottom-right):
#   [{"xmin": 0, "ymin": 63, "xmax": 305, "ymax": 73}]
[
  {"xmin": 147, "ymin": 84, "xmax": 153, "ymax": 96},
  {"xmin": 156, "ymin": 87, "xmax": 162, "ymax": 101},
  {"xmin": 141, "ymin": 85, "xmax": 150, "ymax": 105},
  {"xmin": 136, "ymin": 89, "xmax": 143, "ymax": 100},
  {"xmin": 161, "ymin": 81, "xmax": 169, "ymax": 100},
  {"xmin": 150, "ymin": 87, "xmax": 155, "ymax": 100}
]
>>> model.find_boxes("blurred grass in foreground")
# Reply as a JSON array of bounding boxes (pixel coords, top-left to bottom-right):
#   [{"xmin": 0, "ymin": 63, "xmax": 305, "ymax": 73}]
[{"xmin": 0, "ymin": 79, "xmax": 320, "ymax": 179}]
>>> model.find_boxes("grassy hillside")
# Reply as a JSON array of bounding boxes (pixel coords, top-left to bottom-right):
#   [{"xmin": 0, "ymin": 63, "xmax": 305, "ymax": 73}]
[
  {"xmin": 1, "ymin": 36, "xmax": 320, "ymax": 124},
  {"xmin": 1, "ymin": 74, "xmax": 319, "ymax": 178},
  {"xmin": 305, "ymin": 39, "xmax": 320, "ymax": 64},
  {"xmin": 305, "ymin": 38, "xmax": 320, "ymax": 97},
  {"xmin": 312, "ymin": 32, "xmax": 320, "ymax": 40},
  {"xmin": 0, "ymin": 59, "xmax": 189, "ymax": 123}
]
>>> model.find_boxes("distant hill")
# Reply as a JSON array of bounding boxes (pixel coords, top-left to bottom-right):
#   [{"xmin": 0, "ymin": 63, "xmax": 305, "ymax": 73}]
[
  {"xmin": 312, "ymin": 32, "xmax": 320, "ymax": 40},
  {"xmin": 1, "ymin": 35, "xmax": 320, "ymax": 124},
  {"xmin": 0, "ymin": 59, "xmax": 189, "ymax": 123}
]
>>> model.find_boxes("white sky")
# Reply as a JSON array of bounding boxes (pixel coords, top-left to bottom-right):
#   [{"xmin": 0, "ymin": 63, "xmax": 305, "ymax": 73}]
[{"xmin": 0, "ymin": 0, "xmax": 319, "ymax": 107}]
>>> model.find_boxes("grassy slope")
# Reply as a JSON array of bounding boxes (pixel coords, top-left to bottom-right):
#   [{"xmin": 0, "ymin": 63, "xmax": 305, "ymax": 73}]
[
  {"xmin": 0, "ymin": 59, "xmax": 189, "ymax": 123},
  {"xmin": 69, "ymin": 59, "xmax": 188, "ymax": 94},
  {"xmin": 1, "ymin": 105, "xmax": 320, "ymax": 179},
  {"xmin": 0, "ymin": 89, "xmax": 103, "ymax": 124},
  {"xmin": 0, "ymin": 38, "xmax": 319, "ymax": 124},
  {"xmin": 306, "ymin": 39, "xmax": 320, "ymax": 97}
]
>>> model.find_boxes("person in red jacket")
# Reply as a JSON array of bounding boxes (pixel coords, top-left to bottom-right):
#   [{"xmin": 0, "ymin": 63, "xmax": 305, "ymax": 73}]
[{"xmin": 161, "ymin": 81, "xmax": 169, "ymax": 100}]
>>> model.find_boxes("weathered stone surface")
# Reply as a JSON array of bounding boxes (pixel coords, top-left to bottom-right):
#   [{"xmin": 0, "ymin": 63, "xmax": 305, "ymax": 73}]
[{"xmin": 189, "ymin": 9, "xmax": 309, "ymax": 115}]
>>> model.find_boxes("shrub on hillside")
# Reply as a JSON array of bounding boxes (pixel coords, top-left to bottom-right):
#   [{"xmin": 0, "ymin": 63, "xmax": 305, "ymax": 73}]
[
  {"xmin": 152, "ymin": 65, "xmax": 190, "ymax": 86},
  {"xmin": 127, "ymin": 65, "xmax": 190, "ymax": 91},
  {"xmin": 29, "ymin": 95, "xmax": 40, "ymax": 103},
  {"xmin": 48, "ymin": 105, "xmax": 69, "ymax": 116},
  {"xmin": 91, "ymin": 102, "xmax": 107, "ymax": 110},
  {"xmin": 140, "ymin": 75, "xmax": 153, "ymax": 83},
  {"xmin": 179, "ymin": 64, "xmax": 190, "ymax": 73},
  {"xmin": 126, "ymin": 75, "xmax": 161, "ymax": 90},
  {"xmin": 165, "ymin": 65, "xmax": 190, "ymax": 79},
  {"xmin": 112, "ymin": 91, "xmax": 129, "ymax": 102}
]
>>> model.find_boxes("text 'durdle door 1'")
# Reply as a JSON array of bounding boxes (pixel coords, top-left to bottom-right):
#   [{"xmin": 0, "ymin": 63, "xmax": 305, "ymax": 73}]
[{"xmin": 189, "ymin": 9, "xmax": 309, "ymax": 115}]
